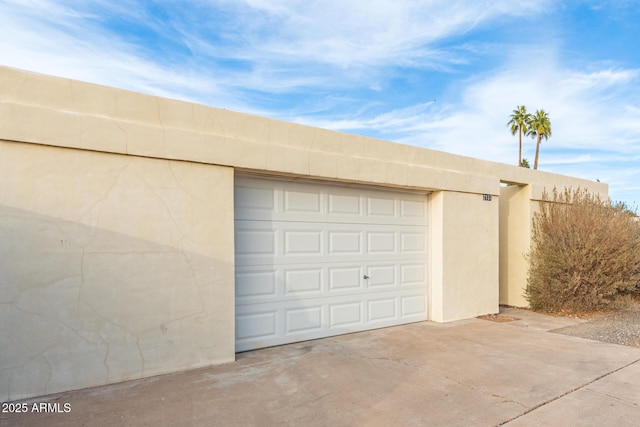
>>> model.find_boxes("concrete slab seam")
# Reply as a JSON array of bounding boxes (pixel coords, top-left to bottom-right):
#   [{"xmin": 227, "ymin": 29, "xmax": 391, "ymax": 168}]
[
  {"xmin": 497, "ymin": 357, "xmax": 640, "ymax": 425},
  {"xmin": 583, "ymin": 386, "xmax": 640, "ymax": 407}
]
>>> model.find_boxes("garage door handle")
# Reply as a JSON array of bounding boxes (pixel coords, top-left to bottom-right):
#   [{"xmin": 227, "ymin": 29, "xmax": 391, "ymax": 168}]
[{"xmin": 363, "ymin": 275, "xmax": 370, "ymax": 280}]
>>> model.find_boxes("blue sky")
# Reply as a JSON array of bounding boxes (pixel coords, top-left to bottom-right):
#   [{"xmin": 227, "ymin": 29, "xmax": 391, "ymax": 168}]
[{"xmin": 2, "ymin": 0, "xmax": 639, "ymax": 205}]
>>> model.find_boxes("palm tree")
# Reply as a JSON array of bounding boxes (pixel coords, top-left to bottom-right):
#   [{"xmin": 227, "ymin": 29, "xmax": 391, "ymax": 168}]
[
  {"xmin": 507, "ymin": 105, "xmax": 532, "ymax": 166},
  {"xmin": 528, "ymin": 109, "xmax": 552, "ymax": 170}
]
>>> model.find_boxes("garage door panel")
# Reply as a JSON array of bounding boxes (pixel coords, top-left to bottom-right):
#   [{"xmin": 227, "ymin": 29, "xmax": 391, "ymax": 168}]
[
  {"xmin": 235, "ymin": 182, "xmax": 278, "ymax": 222},
  {"xmin": 285, "ymin": 306, "xmax": 323, "ymax": 334},
  {"xmin": 235, "ymin": 176, "xmax": 428, "ymax": 352},
  {"xmin": 401, "ymin": 232, "xmax": 426, "ymax": 252},
  {"xmin": 328, "ymin": 231, "xmax": 362, "ymax": 255},
  {"xmin": 401, "ymin": 199, "xmax": 426, "ymax": 218},
  {"xmin": 240, "ymin": 263, "xmax": 416, "ymax": 305},
  {"xmin": 284, "ymin": 268, "xmax": 323, "ymax": 294},
  {"xmin": 235, "ymin": 185, "xmax": 275, "ymax": 211},
  {"xmin": 235, "ymin": 222, "xmax": 427, "ymax": 266},
  {"xmin": 367, "ymin": 265, "xmax": 396, "ymax": 288},
  {"xmin": 401, "ymin": 264, "xmax": 426, "ymax": 286},
  {"xmin": 328, "ymin": 192, "xmax": 361, "ymax": 215},
  {"xmin": 235, "ymin": 229, "xmax": 276, "ymax": 256},
  {"xmin": 367, "ymin": 196, "xmax": 395, "ymax": 217},
  {"xmin": 235, "ymin": 290, "xmax": 427, "ymax": 351},
  {"xmin": 368, "ymin": 297, "xmax": 397, "ymax": 321},
  {"xmin": 284, "ymin": 230, "xmax": 322, "ymax": 255},
  {"xmin": 236, "ymin": 310, "xmax": 278, "ymax": 341},
  {"xmin": 236, "ymin": 270, "xmax": 277, "ymax": 298},
  {"xmin": 236, "ymin": 177, "xmax": 428, "ymax": 226},
  {"xmin": 237, "ymin": 261, "xmax": 425, "ymax": 304},
  {"xmin": 367, "ymin": 232, "xmax": 396, "ymax": 253},
  {"xmin": 402, "ymin": 294, "xmax": 427, "ymax": 316},
  {"xmin": 329, "ymin": 301, "xmax": 363, "ymax": 327},
  {"xmin": 284, "ymin": 188, "xmax": 322, "ymax": 213},
  {"xmin": 236, "ymin": 290, "xmax": 426, "ymax": 351},
  {"xmin": 328, "ymin": 266, "xmax": 364, "ymax": 291}
]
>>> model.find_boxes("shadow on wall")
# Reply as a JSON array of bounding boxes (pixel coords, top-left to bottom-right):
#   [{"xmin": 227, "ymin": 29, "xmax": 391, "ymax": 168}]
[{"xmin": 0, "ymin": 205, "xmax": 232, "ymax": 401}]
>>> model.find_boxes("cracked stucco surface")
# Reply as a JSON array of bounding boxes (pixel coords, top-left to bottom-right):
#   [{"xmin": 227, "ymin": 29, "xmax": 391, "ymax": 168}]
[{"xmin": 0, "ymin": 141, "xmax": 235, "ymax": 401}]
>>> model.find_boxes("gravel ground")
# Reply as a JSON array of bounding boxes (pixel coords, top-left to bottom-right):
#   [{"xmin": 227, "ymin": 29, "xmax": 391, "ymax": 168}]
[{"xmin": 551, "ymin": 304, "xmax": 640, "ymax": 347}]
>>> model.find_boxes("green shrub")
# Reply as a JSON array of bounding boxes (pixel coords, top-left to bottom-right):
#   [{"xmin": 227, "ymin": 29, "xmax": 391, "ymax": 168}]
[{"xmin": 526, "ymin": 188, "xmax": 640, "ymax": 312}]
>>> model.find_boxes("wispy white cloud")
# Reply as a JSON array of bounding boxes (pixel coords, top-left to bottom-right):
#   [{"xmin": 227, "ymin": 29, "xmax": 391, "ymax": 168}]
[
  {"xmin": 0, "ymin": 0, "xmax": 555, "ymax": 105},
  {"xmin": 0, "ymin": 1, "xmax": 287, "ymax": 112},
  {"xmin": 0, "ymin": 1, "xmax": 237, "ymax": 105},
  {"xmin": 221, "ymin": 0, "xmax": 552, "ymax": 67}
]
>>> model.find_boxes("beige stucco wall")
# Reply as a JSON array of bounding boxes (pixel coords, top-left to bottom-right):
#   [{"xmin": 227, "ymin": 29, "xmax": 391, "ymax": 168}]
[
  {"xmin": 431, "ymin": 191, "xmax": 500, "ymax": 322},
  {"xmin": 0, "ymin": 140, "xmax": 235, "ymax": 401},
  {"xmin": 499, "ymin": 184, "xmax": 533, "ymax": 307},
  {"xmin": 0, "ymin": 66, "xmax": 609, "ymax": 401}
]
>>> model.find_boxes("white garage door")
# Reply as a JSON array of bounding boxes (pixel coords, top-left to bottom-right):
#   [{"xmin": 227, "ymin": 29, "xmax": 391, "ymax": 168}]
[{"xmin": 234, "ymin": 176, "xmax": 429, "ymax": 352}]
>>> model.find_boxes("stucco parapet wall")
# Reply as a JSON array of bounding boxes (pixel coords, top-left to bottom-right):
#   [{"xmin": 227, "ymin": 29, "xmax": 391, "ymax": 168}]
[{"xmin": 0, "ymin": 66, "xmax": 606, "ymax": 196}]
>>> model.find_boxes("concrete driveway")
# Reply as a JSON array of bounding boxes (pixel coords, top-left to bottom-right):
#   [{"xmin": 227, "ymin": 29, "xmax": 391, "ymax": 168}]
[{"xmin": 3, "ymin": 308, "xmax": 640, "ymax": 426}]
